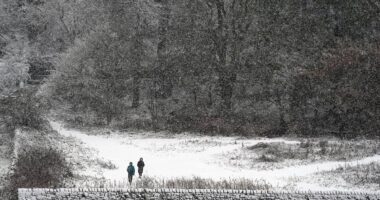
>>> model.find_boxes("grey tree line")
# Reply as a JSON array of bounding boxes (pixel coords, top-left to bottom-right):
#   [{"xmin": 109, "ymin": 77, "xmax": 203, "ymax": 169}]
[{"xmin": 0, "ymin": 0, "xmax": 379, "ymax": 137}]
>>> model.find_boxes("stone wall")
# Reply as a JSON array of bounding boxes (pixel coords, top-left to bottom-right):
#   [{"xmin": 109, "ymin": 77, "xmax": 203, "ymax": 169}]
[{"xmin": 18, "ymin": 188, "xmax": 380, "ymax": 200}]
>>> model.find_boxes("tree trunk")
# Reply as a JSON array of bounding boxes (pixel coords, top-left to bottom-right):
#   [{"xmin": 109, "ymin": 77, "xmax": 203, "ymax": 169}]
[
  {"xmin": 192, "ymin": 88, "xmax": 197, "ymax": 107},
  {"xmin": 156, "ymin": 0, "xmax": 172, "ymax": 99},
  {"xmin": 106, "ymin": 114, "xmax": 112, "ymax": 125},
  {"xmin": 214, "ymin": 0, "xmax": 235, "ymax": 116},
  {"xmin": 132, "ymin": 76, "xmax": 141, "ymax": 108},
  {"xmin": 208, "ymin": 88, "xmax": 213, "ymax": 107},
  {"xmin": 274, "ymin": 88, "xmax": 288, "ymax": 135},
  {"xmin": 219, "ymin": 73, "xmax": 236, "ymax": 115},
  {"xmin": 131, "ymin": 10, "xmax": 142, "ymax": 108}
]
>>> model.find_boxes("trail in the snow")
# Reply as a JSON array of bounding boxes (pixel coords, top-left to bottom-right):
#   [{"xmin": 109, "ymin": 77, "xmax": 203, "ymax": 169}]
[{"xmin": 49, "ymin": 120, "xmax": 380, "ymax": 192}]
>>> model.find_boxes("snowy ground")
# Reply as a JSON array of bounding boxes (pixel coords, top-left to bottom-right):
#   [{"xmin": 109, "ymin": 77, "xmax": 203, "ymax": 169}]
[{"xmin": 49, "ymin": 120, "xmax": 380, "ymax": 192}]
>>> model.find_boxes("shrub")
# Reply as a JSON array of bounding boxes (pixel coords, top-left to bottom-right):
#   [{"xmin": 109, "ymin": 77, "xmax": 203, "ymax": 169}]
[
  {"xmin": 0, "ymin": 187, "xmax": 14, "ymax": 200},
  {"xmin": 0, "ymin": 87, "xmax": 46, "ymax": 130},
  {"xmin": 9, "ymin": 146, "xmax": 73, "ymax": 189},
  {"xmin": 257, "ymin": 154, "xmax": 279, "ymax": 162},
  {"xmin": 319, "ymin": 140, "xmax": 329, "ymax": 155},
  {"xmin": 120, "ymin": 118, "xmax": 153, "ymax": 130},
  {"xmin": 247, "ymin": 142, "xmax": 270, "ymax": 150},
  {"xmin": 96, "ymin": 159, "xmax": 117, "ymax": 170},
  {"xmin": 300, "ymin": 139, "xmax": 312, "ymax": 148}
]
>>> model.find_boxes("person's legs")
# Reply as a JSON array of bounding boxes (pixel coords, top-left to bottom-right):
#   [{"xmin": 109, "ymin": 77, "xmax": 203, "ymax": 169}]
[{"xmin": 128, "ymin": 175, "xmax": 132, "ymax": 184}]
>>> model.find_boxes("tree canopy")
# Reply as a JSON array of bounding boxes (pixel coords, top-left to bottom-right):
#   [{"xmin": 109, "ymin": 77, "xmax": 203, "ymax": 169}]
[{"xmin": 1, "ymin": 0, "xmax": 379, "ymax": 137}]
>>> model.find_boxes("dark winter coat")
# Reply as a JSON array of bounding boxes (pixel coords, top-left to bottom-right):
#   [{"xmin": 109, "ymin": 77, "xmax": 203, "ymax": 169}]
[
  {"xmin": 137, "ymin": 161, "xmax": 145, "ymax": 169},
  {"xmin": 127, "ymin": 165, "xmax": 135, "ymax": 176}
]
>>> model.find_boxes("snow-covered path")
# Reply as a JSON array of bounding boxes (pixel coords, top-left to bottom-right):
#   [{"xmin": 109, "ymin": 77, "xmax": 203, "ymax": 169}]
[{"xmin": 50, "ymin": 120, "xmax": 380, "ymax": 192}]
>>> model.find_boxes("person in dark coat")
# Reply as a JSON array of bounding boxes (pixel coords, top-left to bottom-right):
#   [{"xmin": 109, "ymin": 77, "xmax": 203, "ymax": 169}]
[
  {"xmin": 127, "ymin": 162, "xmax": 135, "ymax": 184},
  {"xmin": 137, "ymin": 158, "xmax": 145, "ymax": 178}
]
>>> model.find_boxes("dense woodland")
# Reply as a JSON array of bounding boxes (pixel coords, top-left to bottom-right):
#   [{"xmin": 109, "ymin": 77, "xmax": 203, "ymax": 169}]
[{"xmin": 0, "ymin": 0, "xmax": 379, "ymax": 138}]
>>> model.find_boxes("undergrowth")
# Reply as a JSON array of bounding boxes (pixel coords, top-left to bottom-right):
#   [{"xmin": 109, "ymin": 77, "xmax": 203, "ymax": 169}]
[
  {"xmin": 331, "ymin": 162, "xmax": 380, "ymax": 187},
  {"xmin": 249, "ymin": 140, "xmax": 380, "ymax": 163},
  {"xmin": 70, "ymin": 177, "xmax": 272, "ymax": 190}
]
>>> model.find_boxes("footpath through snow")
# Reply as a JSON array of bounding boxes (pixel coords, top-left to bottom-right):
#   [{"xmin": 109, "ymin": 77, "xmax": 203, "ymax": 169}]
[{"xmin": 49, "ymin": 120, "xmax": 380, "ymax": 192}]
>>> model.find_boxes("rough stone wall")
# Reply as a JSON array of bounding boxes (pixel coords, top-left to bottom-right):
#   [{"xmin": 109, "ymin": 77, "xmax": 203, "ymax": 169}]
[{"xmin": 18, "ymin": 188, "xmax": 380, "ymax": 200}]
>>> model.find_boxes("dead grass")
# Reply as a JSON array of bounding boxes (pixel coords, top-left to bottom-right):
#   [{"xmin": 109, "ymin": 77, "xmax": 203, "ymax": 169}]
[
  {"xmin": 71, "ymin": 176, "xmax": 272, "ymax": 190},
  {"xmin": 249, "ymin": 139, "xmax": 380, "ymax": 163},
  {"xmin": 223, "ymin": 139, "xmax": 380, "ymax": 170},
  {"xmin": 313, "ymin": 162, "xmax": 380, "ymax": 190},
  {"xmin": 331, "ymin": 163, "xmax": 380, "ymax": 187}
]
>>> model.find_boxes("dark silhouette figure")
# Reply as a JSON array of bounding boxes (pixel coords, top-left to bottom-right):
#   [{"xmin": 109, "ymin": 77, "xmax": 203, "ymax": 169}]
[
  {"xmin": 127, "ymin": 162, "xmax": 135, "ymax": 184},
  {"xmin": 137, "ymin": 158, "xmax": 145, "ymax": 178}
]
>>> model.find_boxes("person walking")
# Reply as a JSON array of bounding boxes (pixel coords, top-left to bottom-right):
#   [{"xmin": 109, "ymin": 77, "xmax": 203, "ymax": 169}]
[
  {"xmin": 127, "ymin": 162, "xmax": 135, "ymax": 184},
  {"xmin": 137, "ymin": 158, "xmax": 145, "ymax": 178}
]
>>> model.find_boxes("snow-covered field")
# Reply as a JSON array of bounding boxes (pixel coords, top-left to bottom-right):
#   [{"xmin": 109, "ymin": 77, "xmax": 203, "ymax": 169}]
[{"xmin": 49, "ymin": 120, "xmax": 380, "ymax": 192}]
